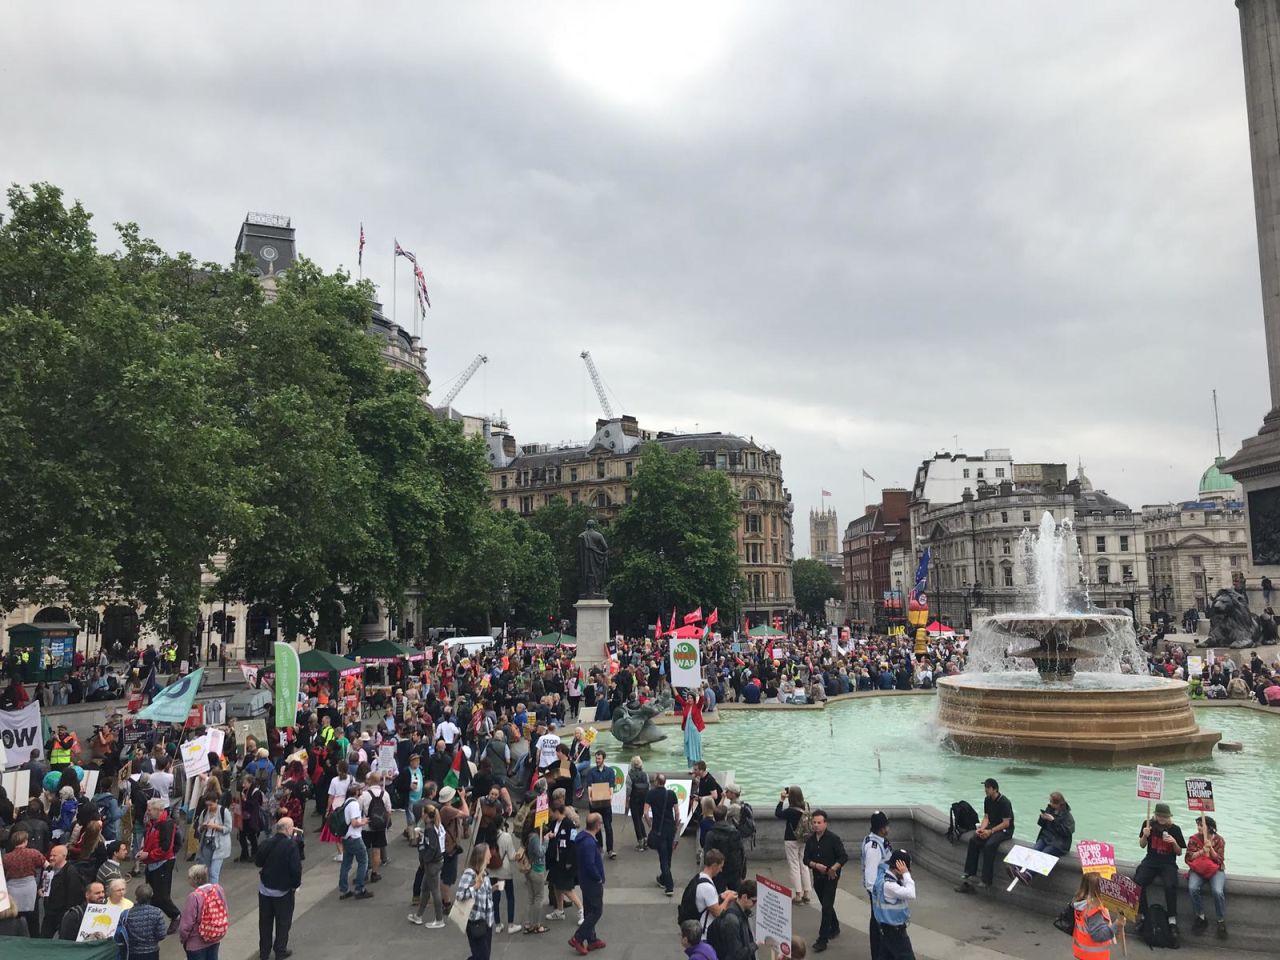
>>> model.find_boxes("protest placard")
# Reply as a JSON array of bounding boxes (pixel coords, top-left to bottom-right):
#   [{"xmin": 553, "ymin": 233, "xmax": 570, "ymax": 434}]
[
  {"xmin": 181, "ymin": 736, "xmax": 210, "ymax": 778},
  {"xmin": 206, "ymin": 728, "xmax": 225, "ymax": 758},
  {"xmin": 669, "ymin": 779, "xmax": 695, "ymax": 837},
  {"xmin": 1136, "ymin": 765, "xmax": 1164, "ymax": 801},
  {"xmin": 1003, "ymin": 845, "xmax": 1059, "ymax": 889},
  {"xmin": 754, "ymin": 874, "xmax": 793, "ymax": 951},
  {"xmin": 234, "ymin": 718, "xmax": 268, "ymax": 746},
  {"xmin": 378, "ymin": 744, "xmax": 397, "ymax": 775},
  {"xmin": 534, "ymin": 792, "xmax": 549, "ymax": 829},
  {"xmin": 0, "ymin": 852, "xmax": 10, "ymax": 913},
  {"xmin": 1185, "ymin": 777, "xmax": 1215, "ymax": 812},
  {"xmin": 1098, "ymin": 874, "xmax": 1141, "ymax": 921},
  {"xmin": 0, "ymin": 702, "xmax": 43, "ymax": 769},
  {"xmin": 1076, "ymin": 840, "xmax": 1117, "ymax": 879},
  {"xmin": 77, "ymin": 902, "xmax": 125, "ymax": 941}
]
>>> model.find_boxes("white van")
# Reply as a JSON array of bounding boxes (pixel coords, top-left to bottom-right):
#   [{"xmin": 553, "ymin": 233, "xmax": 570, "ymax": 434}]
[{"xmin": 435, "ymin": 635, "xmax": 495, "ymax": 655}]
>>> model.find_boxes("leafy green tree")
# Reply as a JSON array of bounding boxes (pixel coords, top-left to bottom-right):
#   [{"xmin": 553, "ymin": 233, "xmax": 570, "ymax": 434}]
[
  {"xmin": 527, "ymin": 496, "xmax": 601, "ymax": 624},
  {"xmin": 792, "ymin": 557, "xmax": 839, "ymax": 622},
  {"xmin": 607, "ymin": 443, "xmax": 739, "ymax": 631},
  {"xmin": 420, "ymin": 510, "xmax": 557, "ymax": 634},
  {"xmin": 0, "ymin": 184, "xmax": 254, "ymax": 662}
]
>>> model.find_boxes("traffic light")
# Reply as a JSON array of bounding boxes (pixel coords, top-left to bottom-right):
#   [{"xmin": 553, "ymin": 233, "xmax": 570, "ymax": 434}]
[{"xmin": 210, "ymin": 611, "xmax": 225, "ymax": 633}]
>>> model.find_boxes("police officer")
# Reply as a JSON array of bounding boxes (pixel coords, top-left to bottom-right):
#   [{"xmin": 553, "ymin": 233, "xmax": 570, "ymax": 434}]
[
  {"xmin": 872, "ymin": 849, "xmax": 917, "ymax": 960},
  {"xmin": 861, "ymin": 811, "xmax": 891, "ymax": 958}
]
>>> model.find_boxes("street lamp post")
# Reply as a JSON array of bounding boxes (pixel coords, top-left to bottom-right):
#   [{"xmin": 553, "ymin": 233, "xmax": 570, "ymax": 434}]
[
  {"xmin": 501, "ymin": 579, "xmax": 509, "ymax": 641},
  {"xmin": 731, "ymin": 579, "xmax": 740, "ymax": 641}
]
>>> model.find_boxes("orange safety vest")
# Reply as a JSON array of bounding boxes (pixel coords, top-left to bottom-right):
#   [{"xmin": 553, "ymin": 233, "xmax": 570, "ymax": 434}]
[{"xmin": 1072, "ymin": 904, "xmax": 1113, "ymax": 960}]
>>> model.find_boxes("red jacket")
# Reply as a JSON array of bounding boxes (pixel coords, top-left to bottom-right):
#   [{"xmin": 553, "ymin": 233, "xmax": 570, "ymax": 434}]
[
  {"xmin": 673, "ymin": 693, "xmax": 706, "ymax": 733},
  {"xmin": 142, "ymin": 810, "xmax": 178, "ymax": 865}
]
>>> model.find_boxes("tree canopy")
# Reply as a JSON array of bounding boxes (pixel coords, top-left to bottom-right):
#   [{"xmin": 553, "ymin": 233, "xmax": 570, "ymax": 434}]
[{"xmin": 792, "ymin": 557, "xmax": 840, "ymax": 621}]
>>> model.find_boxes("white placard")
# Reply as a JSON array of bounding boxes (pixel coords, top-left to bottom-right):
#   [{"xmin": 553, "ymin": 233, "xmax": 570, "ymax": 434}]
[
  {"xmin": 377, "ymin": 744, "xmax": 397, "ymax": 775},
  {"xmin": 0, "ymin": 849, "xmax": 10, "ymax": 913},
  {"xmin": 77, "ymin": 901, "xmax": 125, "ymax": 941},
  {"xmin": 669, "ymin": 639, "xmax": 702, "ymax": 688},
  {"xmin": 181, "ymin": 736, "xmax": 210, "ymax": 778},
  {"xmin": 206, "ymin": 728, "xmax": 225, "ymax": 758},
  {"xmin": 1137, "ymin": 765, "xmax": 1164, "ymax": 801},
  {"xmin": 754, "ymin": 873, "xmax": 793, "ymax": 948},
  {"xmin": 0, "ymin": 702, "xmax": 43, "ymax": 769},
  {"xmin": 668, "ymin": 779, "xmax": 695, "ymax": 837},
  {"xmin": 1, "ymin": 769, "xmax": 31, "ymax": 805},
  {"xmin": 80, "ymin": 769, "xmax": 100, "ymax": 797},
  {"xmin": 1003, "ymin": 845, "xmax": 1060, "ymax": 877}
]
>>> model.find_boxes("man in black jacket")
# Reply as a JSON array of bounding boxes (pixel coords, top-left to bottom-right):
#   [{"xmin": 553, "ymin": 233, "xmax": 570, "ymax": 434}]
[
  {"xmin": 40, "ymin": 845, "xmax": 85, "ymax": 939},
  {"xmin": 256, "ymin": 817, "xmax": 304, "ymax": 960},
  {"xmin": 707, "ymin": 879, "xmax": 758, "ymax": 960},
  {"xmin": 703, "ymin": 807, "xmax": 746, "ymax": 893},
  {"xmin": 802, "ymin": 810, "xmax": 848, "ymax": 953},
  {"xmin": 57, "ymin": 882, "xmax": 105, "ymax": 940}
]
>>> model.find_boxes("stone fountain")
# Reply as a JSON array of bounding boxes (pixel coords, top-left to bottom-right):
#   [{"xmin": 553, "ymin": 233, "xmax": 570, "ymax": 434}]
[{"xmin": 935, "ymin": 512, "xmax": 1220, "ymax": 766}]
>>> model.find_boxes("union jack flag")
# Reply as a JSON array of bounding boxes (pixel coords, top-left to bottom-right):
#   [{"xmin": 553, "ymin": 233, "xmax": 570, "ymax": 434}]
[
  {"xmin": 394, "ymin": 239, "xmax": 417, "ymax": 264},
  {"xmin": 415, "ymin": 264, "xmax": 432, "ymax": 309},
  {"xmin": 358, "ymin": 223, "xmax": 365, "ymax": 267}
]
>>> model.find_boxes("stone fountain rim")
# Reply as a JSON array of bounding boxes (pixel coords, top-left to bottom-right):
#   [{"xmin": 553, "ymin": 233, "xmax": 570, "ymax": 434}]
[{"xmin": 936, "ymin": 673, "xmax": 1189, "ymax": 693}]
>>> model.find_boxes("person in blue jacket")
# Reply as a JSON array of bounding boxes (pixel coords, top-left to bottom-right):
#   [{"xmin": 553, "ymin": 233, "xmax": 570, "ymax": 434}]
[{"xmin": 569, "ymin": 812, "xmax": 606, "ymax": 955}]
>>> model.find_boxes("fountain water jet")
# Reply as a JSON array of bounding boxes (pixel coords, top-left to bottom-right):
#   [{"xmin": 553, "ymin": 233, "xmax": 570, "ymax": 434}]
[{"xmin": 935, "ymin": 511, "xmax": 1219, "ymax": 766}]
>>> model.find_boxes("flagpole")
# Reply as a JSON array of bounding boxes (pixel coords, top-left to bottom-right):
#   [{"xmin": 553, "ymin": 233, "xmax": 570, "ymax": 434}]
[{"xmin": 393, "ymin": 245, "xmax": 398, "ymax": 327}]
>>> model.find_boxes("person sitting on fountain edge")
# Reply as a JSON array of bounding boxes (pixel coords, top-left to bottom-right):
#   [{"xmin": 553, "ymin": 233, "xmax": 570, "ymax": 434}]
[
  {"xmin": 956, "ymin": 778, "xmax": 1014, "ymax": 894},
  {"xmin": 1135, "ymin": 802, "xmax": 1186, "ymax": 945}
]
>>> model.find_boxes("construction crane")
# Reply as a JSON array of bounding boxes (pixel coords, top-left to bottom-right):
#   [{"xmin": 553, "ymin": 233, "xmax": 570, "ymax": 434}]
[
  {"xmin": 440, "ymin": 354, "xmax": 488, "ymax": 409},
  {"xmin": 580, "ymin": 350, "xmax": 614, "ymax": 418}
]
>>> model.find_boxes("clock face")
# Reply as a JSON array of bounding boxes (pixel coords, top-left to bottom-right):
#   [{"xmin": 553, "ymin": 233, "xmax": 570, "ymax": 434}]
[{"xmin": 260, "ymin": 244, "xmax": 278, "ymax": 262}]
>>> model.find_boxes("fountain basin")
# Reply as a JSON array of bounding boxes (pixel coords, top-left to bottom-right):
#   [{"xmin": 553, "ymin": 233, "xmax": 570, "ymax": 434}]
[{"xmin": 936, "ymin": 672, "xmax": 1221, "ymax": 766}]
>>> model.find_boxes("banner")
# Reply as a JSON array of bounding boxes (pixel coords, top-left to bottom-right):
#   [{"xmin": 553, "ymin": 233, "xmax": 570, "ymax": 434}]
[
  {"xmin": 1136, "ymin": 765, "xmax": 1164, "ymax": 801},
  {"xmin": 1076, "ymin": 840, "xmax": 1116, "ymax": 879},
  {"xmin": 203, "ymin": 699, "xmax": 227, "ymax": 727},
  {"xmin": 0, "ymin": 702, "xmax": 42, "ymax": 770},
  {"xmin": 907, "ymin": 549, "xmax": 930, "ymax": 628},
  {"xmin": 138, "ymin": 669, "xmax": 205, "ymax": 724},
  {"xmin": 1185, "ymin": 777, "xmax": 1214, "ymax": 812},
  {"xmin": 273, "ymin": 642, "xmax": 300, "ymax": 729},
  {"xmin": 668, "ymin": 779, "xmax": 695, "ymax": 837},
  {"xmin": 669, "ymin": 639, "xmax": 702, "ymax": 688},
  {"xmin": 753, "ymin": 874, "xmax": 793, "ymax": 951}
]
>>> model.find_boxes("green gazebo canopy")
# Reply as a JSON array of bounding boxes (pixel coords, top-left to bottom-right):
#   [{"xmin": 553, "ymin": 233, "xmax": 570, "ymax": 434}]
[
  {"xmin": 262, "ymin": 648, "xmax": 362, "ymax": 678},
  {"xmin": 748, "ymin": 624, "xmax": 787, "ymax": 638}
]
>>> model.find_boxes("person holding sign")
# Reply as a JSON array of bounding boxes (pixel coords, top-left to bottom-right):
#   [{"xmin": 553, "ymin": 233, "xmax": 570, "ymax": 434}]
[
  {"xmin": 1071, "ymin": 873, "xmax": 1124, "ymax": 959},
  {"xmin": 1184, "ymin": 816, "xmax": 1228, "ymax": 939},
  {"xmin": 673, "ymin": 688, "xmax": 708, "ymax": 768},
  {"xmin": 1135, "ymin": 802, "xmax": 1185, "ymax": 946}
]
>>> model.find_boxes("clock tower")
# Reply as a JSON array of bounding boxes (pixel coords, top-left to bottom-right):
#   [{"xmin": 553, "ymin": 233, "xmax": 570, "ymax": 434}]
[{"xmin": 235, "ymin": 211, "xmax": 296, "ymax": 277}]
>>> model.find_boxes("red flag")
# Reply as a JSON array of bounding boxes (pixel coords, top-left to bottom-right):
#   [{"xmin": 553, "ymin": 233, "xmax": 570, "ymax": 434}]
[
  {"xmin": 684, "ymin": 607, "xmax": 703, "ymax": 625},
  {"xmin": 669, "ymin": 608, "xmax": 677, "ymax": 636},
  {"xmin": 655, "ymin": 615, "xmax": 663, "ymax": 638},
  {"xmin": 706, "ymin": 608, "xmax": 718, "ymax": 628}
]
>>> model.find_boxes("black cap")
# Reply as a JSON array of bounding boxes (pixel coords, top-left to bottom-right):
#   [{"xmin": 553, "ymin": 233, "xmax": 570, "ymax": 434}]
[
  {"xmin": 983, "ymin": 777, "xmax": 999, "ymax": 790},
  {"xmin": 890, "ymin": 849, "xmax": 912, "ymax": 869},
  {"xmin": 870, "ymin": 811, "xmax": 889, "ymax": 833}
]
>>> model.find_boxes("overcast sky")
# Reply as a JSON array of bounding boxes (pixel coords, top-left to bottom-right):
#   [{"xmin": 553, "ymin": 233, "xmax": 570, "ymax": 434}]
[{"xmin": 1, "ymin": 2, "xmax": 1267, "ymax": 553}]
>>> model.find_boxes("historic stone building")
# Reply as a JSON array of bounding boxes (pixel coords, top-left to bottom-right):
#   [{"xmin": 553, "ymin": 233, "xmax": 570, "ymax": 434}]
[
  {"xmin": 487, "ymin": 415, "xmax": 795, "ymax": 626},
  {"xmin": 1143, "ymin": 458, "xmax": 1251, "ymax": 618},
  {"xmin": 910, "ymin": 457, "xmax": 1149, "ymax": 627},
  {"xmin": 809, "ymin": 507, "xmax": 841, "ymax": 569},
  {"xmin": 840, "ymin": 490, "xmax": 911, "ymax": 629}
]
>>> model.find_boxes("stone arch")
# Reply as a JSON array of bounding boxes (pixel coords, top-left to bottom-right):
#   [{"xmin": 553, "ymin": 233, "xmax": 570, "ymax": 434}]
[{"xmin": 33, "ymin": 606, "xmax": 70, "ymax": 623}]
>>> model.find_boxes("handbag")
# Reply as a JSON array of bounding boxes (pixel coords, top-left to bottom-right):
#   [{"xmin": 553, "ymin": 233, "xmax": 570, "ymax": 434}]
[
  {"xmin": 1189, "ymin": 854, "xmax": 1221, "ymax": 879},
  {"xmin": 1052, "ymin": 904, "xmax": 1075, "ymax": 936}
]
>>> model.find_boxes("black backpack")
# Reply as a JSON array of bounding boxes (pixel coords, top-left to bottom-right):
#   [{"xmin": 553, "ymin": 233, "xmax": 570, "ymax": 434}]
[
  {"xmin": 677, "ymin": 874, "xmax": 717, "ymax": 926},
  {"xmin": 1141, "ymin": 903, "xmax": 1175, "ymax": 949},
  {"xmin": 947, "ymin": 800, "xmax": 980, "ymax": 842},
  {"xmin": 366, "ymin": 790, "xmax": 388, "ymax": 832}
]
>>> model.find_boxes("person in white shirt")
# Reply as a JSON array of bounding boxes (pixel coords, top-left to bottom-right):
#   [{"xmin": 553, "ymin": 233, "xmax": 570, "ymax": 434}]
[
  {"xmin": 535, "ymin": 722, "xmax": 562, "ymax": 771},
  {"xmin": 148, "ymin": 759, "xmax": 174, "ymax": 804},
  {"xmin": 872, "ymin": 849, "xmax": 917, "ymax": 960},
  {"xmin": 436, "ymin": 714, "xmax": 460, "ymax": 747},
  {"xmin": 861, "ymin": 811, "xmax": 892, "ymax": 959},
  {"xmin": 358, "ymin": 772, "xmax": 390, "ymax": 883},
  {"xmin": 338, "ymin": 782, "xmax": 372, "ymax": 899}
]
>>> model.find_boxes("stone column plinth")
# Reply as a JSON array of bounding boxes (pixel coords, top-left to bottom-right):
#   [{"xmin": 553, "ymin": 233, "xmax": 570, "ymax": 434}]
[{"xmin": 574, "ymin": 598, "xmax": 612, "ymax": 668}]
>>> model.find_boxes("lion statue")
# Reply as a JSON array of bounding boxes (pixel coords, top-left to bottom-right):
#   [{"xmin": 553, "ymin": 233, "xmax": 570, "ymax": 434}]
[{"xmin": 1198, "ymin": 588, "xmax": 1277, "ymax": 649}]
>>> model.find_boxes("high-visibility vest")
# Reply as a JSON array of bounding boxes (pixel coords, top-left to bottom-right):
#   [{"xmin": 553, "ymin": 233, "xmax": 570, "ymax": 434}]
[
  {"xmin": 1072, "ymin": 904, "xmax": 1113, "ymax": 959},
  {"xmin": 50, "ymin": 735, "xmax": 75, "ymax": 766}
]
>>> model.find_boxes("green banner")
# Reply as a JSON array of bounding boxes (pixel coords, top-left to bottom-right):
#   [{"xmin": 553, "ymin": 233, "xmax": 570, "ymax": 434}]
[
  {"xmin": 137, "ymin": 668, "xmax": 204, "ymax": 724},
  {"xmin": 273, "ymin": 641, "xmax": 300, "ymax": 729}
]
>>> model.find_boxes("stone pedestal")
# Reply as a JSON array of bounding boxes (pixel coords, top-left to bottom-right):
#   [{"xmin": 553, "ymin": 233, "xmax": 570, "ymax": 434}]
[{"xmin": 574, "ymin": 598, "xmax": 612, "ymax": 668}]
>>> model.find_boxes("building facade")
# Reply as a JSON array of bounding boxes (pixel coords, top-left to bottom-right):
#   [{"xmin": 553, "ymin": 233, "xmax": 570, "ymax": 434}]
[
  {"xmin": 487, "ymin": 416, "xmax": 794, "ymax": 625},
  {"xmin": 1144, "ymin": 457, "xmax": 1251, "ymax": 617},
  {"xmin": 912, "ymin": 465, "xmax": 1149, "ymax": 627},
  {"xmin": 840, "ymin": 490, "xmax": 911, "ymax": 629},
  {"xmin": 809, "ymin": 507, "xmax": 843, "ymax": 578}
]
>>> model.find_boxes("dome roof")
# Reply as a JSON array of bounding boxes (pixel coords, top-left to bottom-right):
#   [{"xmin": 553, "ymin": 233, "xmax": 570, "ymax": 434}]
[{"xmin": 1199, "ymin": 456, "xmax": 1237, "ymax": 497}]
